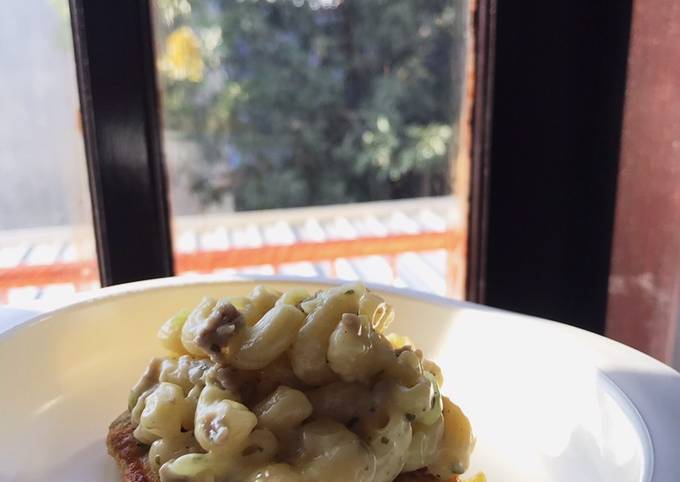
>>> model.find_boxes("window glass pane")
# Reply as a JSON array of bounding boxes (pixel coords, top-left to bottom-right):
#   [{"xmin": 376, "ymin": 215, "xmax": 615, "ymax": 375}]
[
  {"xmin": 0, "ymin": 0, "xmax": 98, "ymax": 308},
  {"xmin": 154, "ymin": 0, "xmax": 471, "ymax": 298}
]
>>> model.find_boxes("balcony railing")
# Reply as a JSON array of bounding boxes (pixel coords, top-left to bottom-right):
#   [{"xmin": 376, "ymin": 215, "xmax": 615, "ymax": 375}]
[{"xmin": 0, "ymin": 196, "xmax": 464, "ymax": 303}]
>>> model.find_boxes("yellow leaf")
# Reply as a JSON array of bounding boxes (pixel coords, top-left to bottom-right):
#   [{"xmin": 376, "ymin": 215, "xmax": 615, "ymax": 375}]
[{"xmin": 160, "ymin": 26, "xmax": 204, "ymax": 82}]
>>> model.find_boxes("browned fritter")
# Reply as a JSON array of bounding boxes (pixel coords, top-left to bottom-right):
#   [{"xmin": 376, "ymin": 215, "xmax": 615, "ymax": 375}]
[
  {"xmin": 107, "ymin": 412, "xmax": 455, "ymax": 482},
  {"xmin": 107, "ymin": 412, "xmax": 159, "ymax": 482}
]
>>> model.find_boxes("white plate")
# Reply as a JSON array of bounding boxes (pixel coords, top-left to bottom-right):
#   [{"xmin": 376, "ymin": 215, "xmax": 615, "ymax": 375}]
[{"xmin": 1, "ymin": 275, "xmax": 679, "ymax": 482}]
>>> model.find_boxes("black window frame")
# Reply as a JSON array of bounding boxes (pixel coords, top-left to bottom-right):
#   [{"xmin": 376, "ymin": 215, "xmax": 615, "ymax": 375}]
[
  {"xmin": 69, "ymin": 0, "xmax": 174, "ymax": 285},
  {"xmin": 471, "ymin": 0, "xmax": 633, "ymax": 335}
]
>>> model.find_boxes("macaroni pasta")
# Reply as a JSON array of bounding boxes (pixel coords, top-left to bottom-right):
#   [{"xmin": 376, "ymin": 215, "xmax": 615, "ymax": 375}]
[{"xmin": 127, "ymin": 283, "xmax": 476, "ymax": 482}]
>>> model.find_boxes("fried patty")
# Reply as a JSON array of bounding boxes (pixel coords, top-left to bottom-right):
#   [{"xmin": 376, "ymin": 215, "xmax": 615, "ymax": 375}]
[
  {"xmin": 107, "ymin": 412, "xmax": 159, "ymax": 482},
  {"xmin": 107, "ymin": 412, "xmax": 453, "ymax": 482}
]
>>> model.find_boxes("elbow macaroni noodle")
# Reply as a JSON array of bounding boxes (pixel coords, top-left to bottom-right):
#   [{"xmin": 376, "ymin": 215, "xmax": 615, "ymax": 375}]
[{"xmin": 128, "ymin": 284, "xmax": 476, "ymax": 482}]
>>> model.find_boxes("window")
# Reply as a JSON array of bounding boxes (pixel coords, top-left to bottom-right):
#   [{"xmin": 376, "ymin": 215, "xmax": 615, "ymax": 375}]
[
  {"xmin": 0, "ymin": 0, "xmax": 98, "ymax": 304},
  {"xmin": 153, "ymin": 0, "xmax": 472, "ymax": 297}
]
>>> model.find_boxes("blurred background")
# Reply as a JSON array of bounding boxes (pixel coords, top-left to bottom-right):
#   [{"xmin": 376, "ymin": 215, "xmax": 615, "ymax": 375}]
[{"xmin": 0, "ymin": 0, "xmax": 468, "ymax": 302}]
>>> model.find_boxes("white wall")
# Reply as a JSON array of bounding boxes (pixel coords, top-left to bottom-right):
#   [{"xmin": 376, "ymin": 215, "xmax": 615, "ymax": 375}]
[{"xmin": 0, "ymin": 0, "xmax": 91, "ymax": 230}]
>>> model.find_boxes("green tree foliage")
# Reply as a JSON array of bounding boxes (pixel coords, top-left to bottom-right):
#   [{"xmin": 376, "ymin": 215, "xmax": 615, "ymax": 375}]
[{"xmin": 157, "ymin": 0, "xmax": 460, "ymax": 211}]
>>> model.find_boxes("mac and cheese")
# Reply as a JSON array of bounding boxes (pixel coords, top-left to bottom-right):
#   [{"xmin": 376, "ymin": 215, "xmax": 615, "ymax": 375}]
[{"xmin": 127, "ymin": 284, "xmax": 476, "ymax": 482}]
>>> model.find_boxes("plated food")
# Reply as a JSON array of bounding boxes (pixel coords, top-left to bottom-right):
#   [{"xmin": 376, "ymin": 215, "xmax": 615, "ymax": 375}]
[{"xmin": 109, "ymin": 283, "xmax": 480, "ymax": 482}]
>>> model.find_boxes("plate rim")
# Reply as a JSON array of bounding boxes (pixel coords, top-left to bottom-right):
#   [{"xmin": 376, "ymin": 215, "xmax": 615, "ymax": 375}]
[{"xmin": 2, "ymin": 274, "xmax": 676, "ymax": 373}]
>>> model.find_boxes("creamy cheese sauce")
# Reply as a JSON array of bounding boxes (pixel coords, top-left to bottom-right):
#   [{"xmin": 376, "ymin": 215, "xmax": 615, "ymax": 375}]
[{"xmin": 128, "ymin": 284, "xmax": 475, "ymax": 482}]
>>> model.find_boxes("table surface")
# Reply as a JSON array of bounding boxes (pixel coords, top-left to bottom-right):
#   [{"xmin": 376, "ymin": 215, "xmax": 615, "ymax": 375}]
[{"xmin": 0, "ymin": 306, "xmax": 42, "ymax": 335}]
